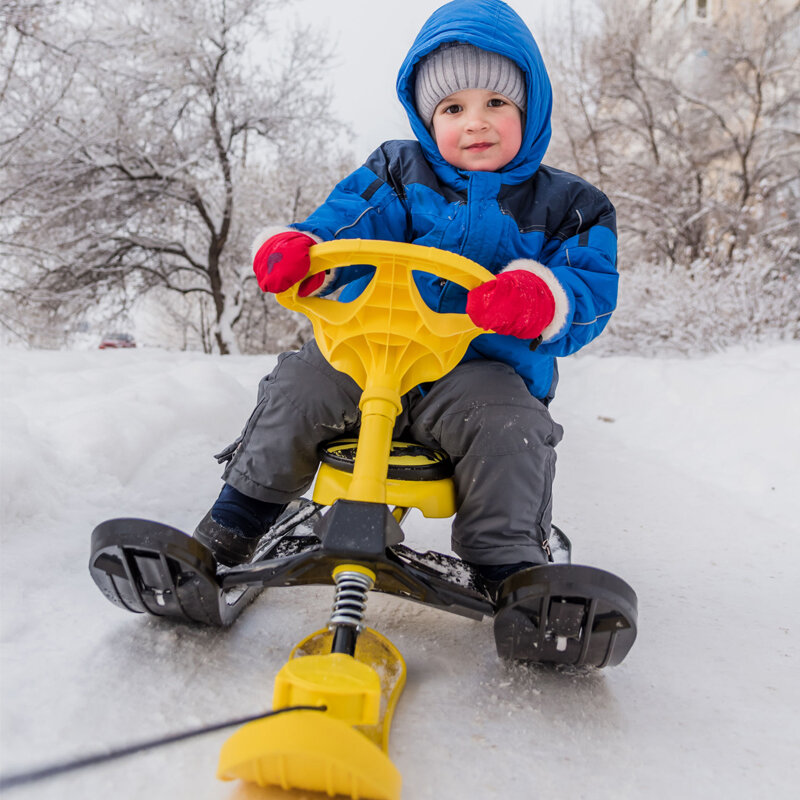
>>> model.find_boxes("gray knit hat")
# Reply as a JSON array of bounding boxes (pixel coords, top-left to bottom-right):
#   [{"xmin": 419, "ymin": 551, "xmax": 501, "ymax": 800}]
[{"xmin": 414, "ymin": 42, "xmax": 527, "ymax": 125}]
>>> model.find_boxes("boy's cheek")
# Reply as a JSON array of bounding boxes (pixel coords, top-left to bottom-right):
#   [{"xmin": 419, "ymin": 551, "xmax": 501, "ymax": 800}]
[{"xmin": 433, "ymin": 126, "xmax": 459, "ymax": 160}]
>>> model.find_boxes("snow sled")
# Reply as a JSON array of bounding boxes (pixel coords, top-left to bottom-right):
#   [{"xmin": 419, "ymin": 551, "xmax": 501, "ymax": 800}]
[{"xmin": 89, "ymin": 240, "xmax": 637, "ymax": 799}]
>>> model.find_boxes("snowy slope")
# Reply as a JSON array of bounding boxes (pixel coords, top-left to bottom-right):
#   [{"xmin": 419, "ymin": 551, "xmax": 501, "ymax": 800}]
[{"xmin": 1, "ymin": 344, "xmax": 798, "ymax": 799}]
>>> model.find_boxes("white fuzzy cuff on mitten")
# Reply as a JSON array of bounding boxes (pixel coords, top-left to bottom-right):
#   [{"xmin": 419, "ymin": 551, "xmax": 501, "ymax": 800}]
[
  {"xmin": 498, "ymin": 259, "xmax": 570, "ymax": 341},
  {"xmin": 250, "ymin": 226, "xmax": 336, "ymax": 295}
]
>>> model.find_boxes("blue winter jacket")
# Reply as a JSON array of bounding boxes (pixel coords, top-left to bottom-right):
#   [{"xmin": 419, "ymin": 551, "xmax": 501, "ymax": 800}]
[{"xmin": 291, "ymin": 0, "xmax": 618, "ymax": 402}]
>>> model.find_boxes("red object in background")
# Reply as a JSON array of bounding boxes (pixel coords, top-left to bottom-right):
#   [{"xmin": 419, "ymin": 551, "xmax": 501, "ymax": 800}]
[{"xmin": 99, "ymin": 333, "xmax": 136, "ymax": 349}]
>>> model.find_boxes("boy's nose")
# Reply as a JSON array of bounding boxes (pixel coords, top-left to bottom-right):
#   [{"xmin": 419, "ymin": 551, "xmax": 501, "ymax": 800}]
[{"xmin": 465, "ymin": 114, "xmax": 490, "ymax": 132}]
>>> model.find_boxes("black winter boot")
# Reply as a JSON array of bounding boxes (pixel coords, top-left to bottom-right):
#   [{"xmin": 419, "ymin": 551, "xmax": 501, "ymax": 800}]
[
  {"xmin": 470, "ymin": 560, "xmax": 544, "ymax": 602},
  {"xmin": 474, "ymin": 561, "xmax": 540, "ymax": 585},
  {"xmin": 193, "ymin": 484, "xmax": 284, "ymax": 567}
]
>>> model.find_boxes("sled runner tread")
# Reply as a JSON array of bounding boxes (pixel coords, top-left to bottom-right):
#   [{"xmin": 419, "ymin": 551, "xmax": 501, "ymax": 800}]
[
  {"xmin": 89, "ymin": 518, "xmax": 251, "ymax": 626},
  {"xmin": 89, "ymin": 501, "xmax": 323, "ymax": 627},
  {"xmin": 493, "ymin": 564, "xmax": 637, "ymax": 667}
]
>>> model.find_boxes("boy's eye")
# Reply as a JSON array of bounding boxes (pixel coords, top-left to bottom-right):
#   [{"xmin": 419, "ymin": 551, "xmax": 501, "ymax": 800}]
[
  {"xmin": 488, "ymin": 97, "xmax": 506, "ymax": 107},
  {"xmin": 442, "ymin": 104, "xmax": 462, "ymax": 114}
]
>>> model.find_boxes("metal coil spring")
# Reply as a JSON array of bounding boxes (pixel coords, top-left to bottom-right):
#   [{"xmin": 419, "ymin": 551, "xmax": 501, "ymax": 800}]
[{"xmin": 329, "ymin": 569, "xmax": 374, "ymax": 629}]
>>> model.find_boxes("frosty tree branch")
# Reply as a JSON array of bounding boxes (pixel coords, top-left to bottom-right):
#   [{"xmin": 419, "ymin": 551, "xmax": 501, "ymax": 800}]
[{"xmin": 1, "ymin": 0, "xmax": 350, "ymax": 353}]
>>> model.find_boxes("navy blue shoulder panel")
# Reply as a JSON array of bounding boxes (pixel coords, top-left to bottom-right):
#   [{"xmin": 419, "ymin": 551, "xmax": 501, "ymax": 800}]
[
  {"xmin": 498, "ymin": 164, "xmax": 617, "ymax": 241},
  {"xmin": 361, "ymin": 146, "xmax": 615, "ymax": 247},
  {"xmin": 364, "ymin": 141, "xmax": 466, "ymax": 204}
]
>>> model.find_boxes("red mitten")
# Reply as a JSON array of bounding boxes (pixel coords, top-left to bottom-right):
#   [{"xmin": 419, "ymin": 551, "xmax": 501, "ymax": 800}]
[
  {"xmin": 466, "ymin": 269, "xmax": 555, "ymax": 339},
  {"xmin": 252, "ymin": 230, "xmax": 324, "ymax": 296}
]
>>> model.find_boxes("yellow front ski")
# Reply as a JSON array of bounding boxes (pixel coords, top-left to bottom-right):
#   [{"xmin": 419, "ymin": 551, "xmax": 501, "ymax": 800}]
[{"xmin": 218, "ymin": 628, "xmax": 406, "ymax": 800}]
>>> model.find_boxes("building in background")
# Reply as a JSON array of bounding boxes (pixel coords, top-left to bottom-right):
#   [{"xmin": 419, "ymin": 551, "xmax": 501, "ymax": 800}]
[
  {"xmin": 649, "ymin": 0, "xmax": 715, "ymax": 26},
  {"xmin": 645, "ymin": 0, "xmax": 795, "ymax": 31},
  {"xmin": 640, "ymin": 0, "xmax": 796, "ymax": 85}
]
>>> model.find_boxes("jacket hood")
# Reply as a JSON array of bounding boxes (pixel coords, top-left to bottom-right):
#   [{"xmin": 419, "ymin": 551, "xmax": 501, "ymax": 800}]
[{"xmin": 396, "ymin": 0, "xmax": 553, "ymax": 187}]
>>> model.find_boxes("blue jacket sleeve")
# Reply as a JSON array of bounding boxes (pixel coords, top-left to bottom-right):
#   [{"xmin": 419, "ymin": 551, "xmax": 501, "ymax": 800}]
[
  {"xmin": 291, "ymin": 148, "xmax": 411, "ymax": 294},
  {"xmin": 536, "ymin": 192, "xmax": 618, "ymax": 357}
]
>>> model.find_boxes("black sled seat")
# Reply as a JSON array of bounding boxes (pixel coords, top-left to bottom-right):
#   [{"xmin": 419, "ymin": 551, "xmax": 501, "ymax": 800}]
[
  {"xmin": 319, "ymin": 438, "xmax": 453, "ymax": 481},
  {"xmin": 493, "ymin": 564, "xmax": 637, "ymax": 668}
]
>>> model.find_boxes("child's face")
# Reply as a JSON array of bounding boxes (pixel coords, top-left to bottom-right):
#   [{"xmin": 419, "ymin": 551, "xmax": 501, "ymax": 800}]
[{"xmin": 431, "ymin": 88, "xmax": 522, "ymax": 172}]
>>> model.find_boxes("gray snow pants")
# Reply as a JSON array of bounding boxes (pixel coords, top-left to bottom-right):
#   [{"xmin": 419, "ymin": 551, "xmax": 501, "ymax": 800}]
[{"xmin": 220, "ymin": 341, "xmax": 564, "ymax": 566}]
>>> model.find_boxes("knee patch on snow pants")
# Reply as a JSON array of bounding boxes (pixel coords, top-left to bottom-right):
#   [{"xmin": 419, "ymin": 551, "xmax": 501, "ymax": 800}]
[
  {"xmin": 403, "ymin": 360, "xmax": 564, "ymax": 565},
  {"xmin": 220, "ymin": 341, "xmax": 363, "ymax": 502}
]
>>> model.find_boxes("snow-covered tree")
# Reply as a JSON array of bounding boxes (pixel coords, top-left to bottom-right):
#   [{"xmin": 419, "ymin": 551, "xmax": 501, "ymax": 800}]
[
  {"xmin": 1, "ymin": 0, "xmax": 350, "ymax": 353},
  {"xmin": 547, "ymin": 0, "xmax": 800, "ymax": 350}
]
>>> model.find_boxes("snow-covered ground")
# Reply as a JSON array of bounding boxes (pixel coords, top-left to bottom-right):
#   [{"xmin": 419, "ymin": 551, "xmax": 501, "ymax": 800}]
[{"xmin": 1, "ymin": 343, "xmax": 798, "ymax": 799}]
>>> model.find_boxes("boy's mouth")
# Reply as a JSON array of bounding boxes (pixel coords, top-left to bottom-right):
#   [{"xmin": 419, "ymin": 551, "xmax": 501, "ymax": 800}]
[{"xmin": 465, "ymin": 142, "xmax": 494, "ymax": 151}]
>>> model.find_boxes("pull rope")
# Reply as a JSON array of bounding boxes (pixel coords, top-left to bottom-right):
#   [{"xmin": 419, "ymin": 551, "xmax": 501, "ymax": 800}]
[{"xmin": 0, "ymin": 704, "xmax": 326, "ymax": 791}]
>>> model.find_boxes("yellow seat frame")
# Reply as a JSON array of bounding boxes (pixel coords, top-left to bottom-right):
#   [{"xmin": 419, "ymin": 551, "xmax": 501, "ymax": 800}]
[{"xmin": 283, "ymin": 239, "xmax": 491, "ymax": 512}]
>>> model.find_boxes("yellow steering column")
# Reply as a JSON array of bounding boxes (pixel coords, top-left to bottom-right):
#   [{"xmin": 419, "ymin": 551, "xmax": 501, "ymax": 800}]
[{"xmin": 217, "ymin": 240, "xmax": 491, "ymax": 799}]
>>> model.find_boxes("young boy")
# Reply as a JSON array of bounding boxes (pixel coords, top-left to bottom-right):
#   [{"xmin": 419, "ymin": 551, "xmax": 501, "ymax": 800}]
[{"xmin": 195, "ymin": 0, "xmax": 618, "ymax": 588}]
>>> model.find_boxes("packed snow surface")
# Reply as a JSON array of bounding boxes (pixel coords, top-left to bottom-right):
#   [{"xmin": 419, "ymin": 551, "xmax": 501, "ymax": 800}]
[{"xmin": 1, "ymin": 344, "xmax": 798, "ymax": 799}]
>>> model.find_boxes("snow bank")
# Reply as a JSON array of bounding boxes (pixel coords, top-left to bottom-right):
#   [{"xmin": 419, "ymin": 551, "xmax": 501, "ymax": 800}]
[
  {"xmin": 2, "ymin": 343, "xmax": 795, "ymax": 529},
  {"xmin": 557, "ymin": 343, "xmax": 799, "ymax": 527},
  {"xmin": 1, "ymin": 343, "xmax": 798, "ymax": 800},
  {"xmin": 0, "ymin": 348, "xmax": 276, "ymax": 527}
]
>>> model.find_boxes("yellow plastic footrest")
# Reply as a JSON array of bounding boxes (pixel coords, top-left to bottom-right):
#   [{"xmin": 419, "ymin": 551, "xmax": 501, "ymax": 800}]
[
  {"xmin": 292, "ymin": 628, "xmax": 407, "ymax": 752},
  {"xmin": 273, "ymin": 652, "xmax": 382, "ymax": 726},
  {"xmin": 218, "ymin": 709, "xmax": 402, "ymax": 800}
]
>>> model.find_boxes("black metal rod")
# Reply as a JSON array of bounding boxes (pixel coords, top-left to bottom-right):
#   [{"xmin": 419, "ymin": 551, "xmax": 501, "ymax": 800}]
[
  {"xmin": 330, "ymin": 624, "xmax": 359, "ymax": 655},
  {"xmin": 0, "ymin": 704, "xmax": 326, "ymax": 791}
]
